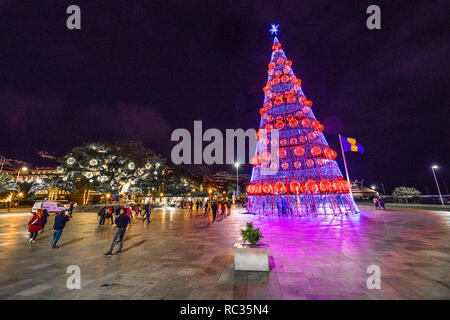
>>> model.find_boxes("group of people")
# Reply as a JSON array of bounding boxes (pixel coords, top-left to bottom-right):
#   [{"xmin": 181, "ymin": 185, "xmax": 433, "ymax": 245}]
[
  {"xmin": 97, "ymin": 203, "xmax": 152, "ymax": 226},
  {"xmin": 373, "ymin": 196, "xmax": 386, "ymax": 210},
  {"xmin": 101, "ymin": 203, "xmax": 152, "ymax": 256},
  {"xmin": 188, "ymin": 200, "xmax": 232, "ymax": 221},
  {"xmin": 27, "ymin": 208, "xmax": 71, "ymax": 248}
]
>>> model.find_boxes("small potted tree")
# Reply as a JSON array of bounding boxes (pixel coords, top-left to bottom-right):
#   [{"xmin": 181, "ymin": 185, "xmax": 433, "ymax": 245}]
[
  {"xmin": 234, "ymin": 222, "xmax": 269, "ymax": 272},
  {"xmin": 241, "ymin": 222, "xmax": 264, "ymax": 247}
]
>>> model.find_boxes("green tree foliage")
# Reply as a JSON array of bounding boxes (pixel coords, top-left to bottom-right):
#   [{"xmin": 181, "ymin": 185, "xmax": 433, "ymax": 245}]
[
  {"xmin": 58, "ymin": 141, "xmax": 165, "ymax": 196},
  {"xmin": 241, "ymin": 222, "xmax": 264, "ymax": 245},
  {"xmin": 0, "ymin": 173, "xmax": 19, "ymax": 194},
  {"xmin": 392, "ymin": 186, "xmax": 421, "ymax": 203},
  {"xmin": 29, "ymin": 176, "xmax": 75, "ymax": 200}
]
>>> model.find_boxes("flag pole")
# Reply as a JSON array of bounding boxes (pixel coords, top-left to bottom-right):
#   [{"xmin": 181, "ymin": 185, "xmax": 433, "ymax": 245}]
[{"xmin": 338, "ymin": 134, "xmax": 353, "ymax": 198}]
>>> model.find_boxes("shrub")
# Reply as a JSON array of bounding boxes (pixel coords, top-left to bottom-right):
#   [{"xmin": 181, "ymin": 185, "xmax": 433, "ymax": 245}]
[{"xmin": 241, "ymin": 222, "xmax": 263, "ymax": 245}]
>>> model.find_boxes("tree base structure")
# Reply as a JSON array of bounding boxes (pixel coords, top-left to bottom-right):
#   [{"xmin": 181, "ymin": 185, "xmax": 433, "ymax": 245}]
[{"xmin": 247, "ymin": 194, "xmax": 358, "ymax": 216}]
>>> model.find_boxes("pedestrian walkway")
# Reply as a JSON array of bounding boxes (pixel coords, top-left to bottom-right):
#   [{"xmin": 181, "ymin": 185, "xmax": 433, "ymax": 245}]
[{"xmin": 0, "ymin": 206, "xmax": 448, "ymax": 299}]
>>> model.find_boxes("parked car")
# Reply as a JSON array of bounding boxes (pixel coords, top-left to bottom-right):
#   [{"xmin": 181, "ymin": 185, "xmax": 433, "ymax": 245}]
[{"xmin": 31, "ymin": 201, "xmax": 67, "ymax": 214}]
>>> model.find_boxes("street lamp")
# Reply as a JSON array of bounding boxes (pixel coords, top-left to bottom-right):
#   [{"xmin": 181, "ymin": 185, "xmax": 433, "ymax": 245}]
[
  {"xmin": 16, "ymin": 166, "xmax": 27, "ymax": 183},
  {"xmin": 234, "ymin": 162, "xmax": 240, "ymax": 198},
  {"xmin": 431, "ymin": 165, "xmax": 444, "ymax": 206},
  {"xmin": 371, "ymin": 185, "xmax": 376, "ymax": 190}
]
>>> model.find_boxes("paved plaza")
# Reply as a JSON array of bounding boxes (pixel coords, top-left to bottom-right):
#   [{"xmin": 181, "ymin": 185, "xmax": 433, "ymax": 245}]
[{"xmin": 0, "ymin": 205, "xmax": 449, "ymax": 300}]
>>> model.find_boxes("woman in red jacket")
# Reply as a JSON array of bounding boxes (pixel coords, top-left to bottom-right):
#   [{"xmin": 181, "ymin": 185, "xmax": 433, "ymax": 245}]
[{"xmin": 28, "ymin": 209, "xmax": 42, "ymax": 243}]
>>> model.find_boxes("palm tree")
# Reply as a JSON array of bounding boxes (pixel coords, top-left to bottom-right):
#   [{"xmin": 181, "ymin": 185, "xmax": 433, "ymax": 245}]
[
  {"xmin": 0, "ymin": 173, "xmax": 19, "ymax": 193},
  {"xmin": 29, "ymin": 177, "xmax": 75, "ymax": 200}
]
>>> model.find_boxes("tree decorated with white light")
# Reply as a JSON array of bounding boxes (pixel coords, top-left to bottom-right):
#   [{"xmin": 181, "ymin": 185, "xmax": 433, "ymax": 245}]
[{"xmin": 59, "ymin": 141, "xmax": 166, "ymax": 197}]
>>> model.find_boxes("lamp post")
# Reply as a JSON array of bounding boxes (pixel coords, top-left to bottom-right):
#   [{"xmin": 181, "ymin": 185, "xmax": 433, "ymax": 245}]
[
  {"xmin": 16, "ymin": 166, "xmax": 27, "ymax": 183},
  {"xmin": 234, "ymin": 162, "xmax": 240, "ymax": 199},
  {"xmin": 431, "ymin": 165, "xmax": 444, "ymax": 206},
  {"xmin": 381, "ymin": 182, "xmax": 386, "ymax": 195}
]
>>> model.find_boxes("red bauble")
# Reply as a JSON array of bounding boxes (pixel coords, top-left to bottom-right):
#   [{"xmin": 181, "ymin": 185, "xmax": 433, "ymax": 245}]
[
  {"xmin": 277, "ymin": 57, "xmax": 285, "ymax": 65},
  {"xmin": 294, "ymin": 161, "xmax": 301, "ymax": 169},
  {"xmin": 261, "ymin": 151, "xmax": 271, "ymax": 161},
  {"xmin": 273, "ymin": 77, "xmax": 280, "ymax": 85},
  {"xmin": 262, "ymin": 182, "xmax": 272, "ymax": 194},
  {"xmin": 250, "ymin": 155, "xmax": 260, "ymax": 166},
  {"xmin": 289, "ymin": 119, "xmax": 298, "ymax": 128},
  {"xmin": 302, "ymin": 106, "xmax": 311, "ymax": 114},
  {"xmin": 308, "ymin": 132, "xmax": 317, "ymax": 140},
  {"xmin": 275, "ymin": 96, "xmax": 283, "ymax": 105},
  {"xmin": 306, "ymin": 159, "xmax": 315, "ymax": 167},
  {"xmin": 285, "ymin": 60, "xmax": 292, "ymax": 66},
  {"xmin": 280, "ymin": 139, "xmax": 287, "ymax": 146},
  {"xmin": 289, "ymin": 137, "xmax": 297, "ymax": 145},
  {"xmin": 278, "ymin": 148, "xmax": 287, "ymax": 158},
  {"xmin": 268, "ymin": 62, "xmax": 275, "ymax": 69},
  {"xmin": 319, "ymin": 180, "xmax": 331, "ymax": 192},
  {"xmin": 311, "ymin": 146, "xmax": 322, "ymax": 157},
  {"xmin": 290, "ymin": 180, "xmax": 300, "ymax": 194},
  {"xmin": 301, "ymin": 118, "xmax": 311, "ymax": 128},
  {"xmin": 300, "ymin": 184, "xmax": 307, "ymax": 193},
  {"xmin": 306, "ymin": 180, "xmax": 318, "ymax": 193},
  {"xmin": 281, "ymin": 162, "xmax": 289, "ymax": 170},
  {"xmin": 275, "ymin": 121, "xmax": 284, "ymax": 130},
  {"xmin": 259, "ymin": 108, "xmax": 266, "ymax": 115},
  {"xmin": 294, "ymin": 146, "xmax": 305, "ymax": 156},
  {"xmin": 273, "ymin": 182, "xmax": 284, "ymax": 193}
]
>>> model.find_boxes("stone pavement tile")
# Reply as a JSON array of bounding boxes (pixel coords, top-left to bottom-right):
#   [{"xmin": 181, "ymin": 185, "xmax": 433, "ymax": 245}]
[
  {"xmin": 187, "ymin": 288, "xmax": 205, "ymax": 300},
  {"xmin": 164, "ymin": 287, "xmax": 193, "ymax": 300},
  {"xmin": 17, "ymin": 284, "xmax": 52, "ymax": 296},
  {"xmin": 280, "ymin": 284, "xmax": 307, "ymax": 299},
  {"xmin": 305, "ymin": 294, "xmax": 345, "ymax": 300},
  {"xmin": 1, "ymin": 206, "xmax": 449, "ymax": 299}
]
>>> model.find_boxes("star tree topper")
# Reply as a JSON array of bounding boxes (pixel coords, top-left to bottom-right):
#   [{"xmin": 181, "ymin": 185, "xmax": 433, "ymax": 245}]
[{"xmin": 269, "ymin": 24, "xmax": 279, "ymax": 36}]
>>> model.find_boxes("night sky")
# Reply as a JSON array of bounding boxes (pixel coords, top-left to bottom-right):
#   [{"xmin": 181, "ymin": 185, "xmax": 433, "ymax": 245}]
[{"xmin": 0, "ymin": 0, "xmax": 449, "ymax": 193}]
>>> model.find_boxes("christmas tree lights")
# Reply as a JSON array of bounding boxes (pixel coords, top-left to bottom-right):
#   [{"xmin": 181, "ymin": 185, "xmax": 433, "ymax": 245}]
[{"xmin": 246, "ymin": 33, "xmax": 359, "ymax": 215}]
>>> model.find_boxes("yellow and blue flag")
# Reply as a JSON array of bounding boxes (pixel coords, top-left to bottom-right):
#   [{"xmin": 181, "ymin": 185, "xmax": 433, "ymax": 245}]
[{"xmin": 341, "ymin": 136, "xmax": 364, "ymax": 153}]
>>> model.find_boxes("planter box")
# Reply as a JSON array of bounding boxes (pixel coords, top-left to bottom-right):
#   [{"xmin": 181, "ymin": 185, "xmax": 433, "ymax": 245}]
[{"xmin": 234, "ymin": 247, "xmax": 269, "ymax": 272}]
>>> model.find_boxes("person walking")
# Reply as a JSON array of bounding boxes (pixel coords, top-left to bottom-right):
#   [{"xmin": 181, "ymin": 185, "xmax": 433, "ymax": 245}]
[
  {"xmin": 69, "ymin": 202, "xmax": 74, "ymax": 218},
  {"xmin": 27, "ymin": 209, "xmax": 42, "ymax": 243},
  {"xmin": 373, "ymin": 197, "xmax": 379, "ymax": 210},
  {"xmin": 41, "ymin": 209, "xmax": 49, "ymax": 231},
  {"xmin": 97, "ymin": 206, "xmax": 106, "ymax": 226},
  {"xmin": 378, "ymin": 197, "xmax": 386, "ymax": 210},
  {"xmin": 104, "ymin": 208, "xmax": 130, "ymax": 256},
  {"xmin": 220, "ymin": 203, "xmax": 226, "ymax": 218},
  {"xmin": 188, "ymin": 200, "xmax": 193, "ymax": 212},
  {"xmin": 143, "ymin": 203, "xmax": 152, "ymax": 223},
  {"xmin": 52, "ymin": 210, "xmax": 70, "ymax": 248},
  {"xmin": 211, "ymin": 202, "xmax": 218, "ymax": 221},
  {"xmin": 106, "ymin": 207, "xmax": 114, "ymax": 224},
  {"xmin": 226, "ymin": 200, "xmax": 231, "ymax": 216}
]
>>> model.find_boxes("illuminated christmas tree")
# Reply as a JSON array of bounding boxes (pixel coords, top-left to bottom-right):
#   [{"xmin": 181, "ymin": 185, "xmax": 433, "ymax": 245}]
[{"xmin": 246, "ymin": 26, "xmax": 359, "ymax": 215}]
